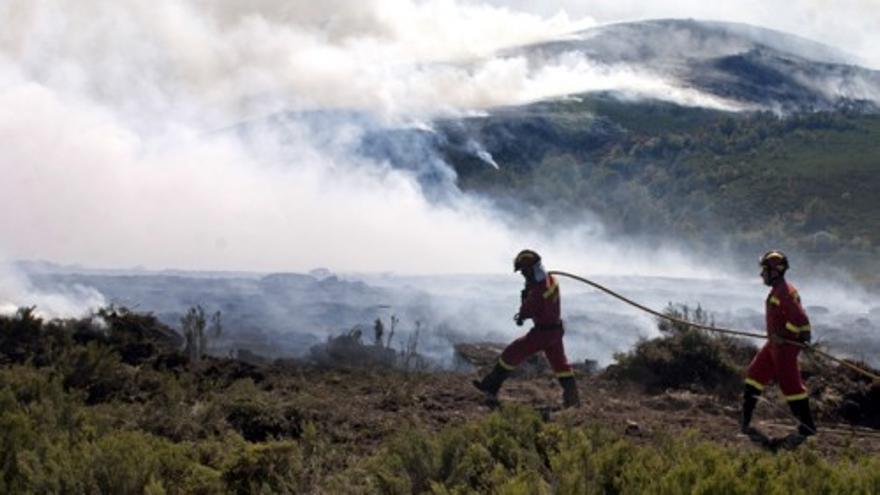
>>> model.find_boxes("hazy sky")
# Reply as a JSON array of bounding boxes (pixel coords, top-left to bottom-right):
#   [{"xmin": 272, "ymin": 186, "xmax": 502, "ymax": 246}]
[{"xmin": 1, "ymin": 0, "xmax": 877, "ymax": 281}]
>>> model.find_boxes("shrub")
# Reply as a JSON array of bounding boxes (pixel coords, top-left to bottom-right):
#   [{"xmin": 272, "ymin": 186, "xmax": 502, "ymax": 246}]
[
  {"xmin": 0, "ymin": 369, "xmax": 91, "ymax": 493},
  {"xmin": 97, "ymin": 306, "xmax": 184, "ymax": 360},
  {"xmin": 88, "ymin": 430, "xmax": 225, "ymax": 495},
  {"xmin": 59, "ymin": 342, "xmax": 134, "ymax": 404},
  {"xmin": 217, "ymin": 379, "xmax": 302, "ymax": 442},
  {"xmin": 0, "ymin": 369, "xmax": 225, "ymax": 494},
  {"xmin": 606, "ymin": 303, "xmax": 755, "ymax": 398},
  {"xmin": 223, "ymin": 441, "xmax": 304, "ymax": 494},
  {"xmin": 134, "ymin": 371, "xmax": 205, "ymax": 441},
  {"xmin": 224, "ymin": 399, "xmax": 301, "ymax": 443},
  {"xmin": 809, "ymin": 358, "xmax": 880, "ymax": 428},
  {"xmin": 0, "ymin": 308, "xmax": 70, "ymax": 365},
  {"xmin": 368, "ymin": 405, "xmax": 551, "ymax": 494},
  {"xmin": 358, "ymin": 405, "xmax": 880, "ymax": 494},
  {"xmin": 1, "ymin": 306, "xmax": 182, "ymax": 369}
]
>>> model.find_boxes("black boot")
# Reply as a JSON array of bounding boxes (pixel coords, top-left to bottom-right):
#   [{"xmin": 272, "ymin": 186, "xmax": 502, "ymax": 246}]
[
  {"xmin": 789, "ymin": 398, "xmax": 817, "ymax": 437},
  {"xmin": 779, "ymin": 398, "xmax": 815, "ymax": 450},
  {"xmin": 559, "ymin": 376, "xmax": 581, "ymax": 408},
  {"xmin": 740, "ymin": 384, "xmax": 772, "ymax": 445},
  {"xmin": 741, "ymin": 384, "xmax": 761, "ymax": 433},
  {"xmin": 473, "ymin": 362, "xmax": 510, "ymax": 406}
]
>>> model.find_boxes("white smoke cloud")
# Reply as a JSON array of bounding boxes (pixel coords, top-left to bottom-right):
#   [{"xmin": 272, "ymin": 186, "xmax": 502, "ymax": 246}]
[
  {"xmin": 0, "ymin": 0, "xmax": 595, "ymax": 122},
  {"xmin": 0, "ymin": 261, "xmax": 106, "ymax": 318},
  {"xmin": 0, "ymin": 0, "xmax": 735, "ymax": 279},
  {"xmin": 0, "ymin": 73, "xmax": 714, "ymax": 277},
  {"xmin": 513, "ymin": 52, "xmax": 749, "ymax": 111}
]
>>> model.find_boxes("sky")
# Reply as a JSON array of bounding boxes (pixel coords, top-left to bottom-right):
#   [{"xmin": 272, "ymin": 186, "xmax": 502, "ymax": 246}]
[{"xmin": 1, "ymin": 0, "xmax": 878, "ymax": 289}]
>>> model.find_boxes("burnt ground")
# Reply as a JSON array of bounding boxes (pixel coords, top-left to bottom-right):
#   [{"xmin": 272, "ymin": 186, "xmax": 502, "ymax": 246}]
[{"xmin": 260, "ymin": 363, "xmax": 880, "ymax": 460}]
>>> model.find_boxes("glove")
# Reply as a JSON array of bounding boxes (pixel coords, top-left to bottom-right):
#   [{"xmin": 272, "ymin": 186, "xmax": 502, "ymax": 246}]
[
  {"xmin": 513, "ymin": 313, "xmax": 524, "ymax": 326},
  {"xmin": 799, "ymin": 332, "xmax": 812, "ymax": 345}
]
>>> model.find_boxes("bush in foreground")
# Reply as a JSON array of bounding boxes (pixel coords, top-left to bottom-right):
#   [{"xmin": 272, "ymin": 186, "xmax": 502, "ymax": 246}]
[
  {"xmin": 362, "ymin": 405, "xmax": 880, "ymax": 494},
  {"xmin": 606, "ymin": 304, "xmax": 756, "ymax": 398}
]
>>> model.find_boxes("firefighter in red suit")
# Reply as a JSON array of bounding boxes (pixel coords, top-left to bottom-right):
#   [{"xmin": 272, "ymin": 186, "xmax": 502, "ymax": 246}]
[
  {"xmin": 473, "ymin": 249, "xmax": 580, "ymax": 408},
  {"xmin": 741, "ymin": 250, "xmax": 816, "ymax": 444}
]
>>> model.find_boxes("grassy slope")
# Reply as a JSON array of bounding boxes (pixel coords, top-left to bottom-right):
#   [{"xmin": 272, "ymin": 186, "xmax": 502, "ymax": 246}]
[{"xmin": 3, "ymin": 309, "xmax": 880, "ymax": 493}]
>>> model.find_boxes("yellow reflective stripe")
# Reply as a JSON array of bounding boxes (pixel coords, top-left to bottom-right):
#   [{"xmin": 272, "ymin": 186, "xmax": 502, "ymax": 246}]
[
  {"xmin": 556, "ymin": 370, "xmax": 574, "ymax": 378},
  {"xmin": 498, "ymin": 358, "xmax": 516, "ymax": 371},
  {"xmin": 745, "ymin": 378, "xmax": 765, "ymax": 391},
  {"xmin": 785, "ymin": 392, "xmax": 808, "ymax": 402},
  {"xmin": 768, "ymin": 296, "xmax": 781, "ymax": 306},
  {"xmin": 785, "ymin": 322, "xmax": 811, "ymax": 333},
  {"xmin": 543, "ymin": 281, "xmax": 559, "ymax": 299}
]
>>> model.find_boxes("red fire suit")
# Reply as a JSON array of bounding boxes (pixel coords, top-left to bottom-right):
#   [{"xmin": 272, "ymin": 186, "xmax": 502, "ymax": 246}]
[
  {"xmin": 499, "ymin": 274, "xmax": 574, "ymax": 377},
  {"xmin": 745, "ymin": 281, "xmax": 811, "ymax": 401}
]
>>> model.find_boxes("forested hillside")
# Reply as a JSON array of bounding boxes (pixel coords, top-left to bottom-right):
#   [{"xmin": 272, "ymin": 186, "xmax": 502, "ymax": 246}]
[{"xmin": 431, "ymin": 94, "xmax": 880, "ymax": 276}]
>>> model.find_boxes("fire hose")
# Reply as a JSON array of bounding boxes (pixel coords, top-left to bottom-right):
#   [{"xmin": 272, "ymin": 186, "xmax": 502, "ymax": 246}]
[{"xmin": 549, "ymin": 270, "xmax": 880, "ymax": 383}]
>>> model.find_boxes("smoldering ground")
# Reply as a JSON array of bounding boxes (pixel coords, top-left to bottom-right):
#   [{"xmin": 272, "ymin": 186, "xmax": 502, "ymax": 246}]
[{"xmin": 18, "ymin": 263, "xmax": 880, "ymax": 370}]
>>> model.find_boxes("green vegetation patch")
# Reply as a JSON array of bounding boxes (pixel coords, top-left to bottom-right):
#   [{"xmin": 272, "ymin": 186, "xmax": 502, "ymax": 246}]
[
  {"xmin": 448, "ymin": 98, "xmax": 880, "ymax": 274},
  {"xmin": 361, "ymin": 405, "xmax": 880, "ymax": 495},
  {"xmin": 606, "ymin": 304, "xmax": 756, "ymax": 399},
  {"xmin": 4, "ymin": 307, "xmax": 880, "ymax": 493}
]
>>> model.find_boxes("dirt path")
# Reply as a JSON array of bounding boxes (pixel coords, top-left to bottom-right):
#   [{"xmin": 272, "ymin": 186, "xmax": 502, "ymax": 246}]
[{"xmin": 268, "ymin": 366, "xmax": 880, "ymax": 458}]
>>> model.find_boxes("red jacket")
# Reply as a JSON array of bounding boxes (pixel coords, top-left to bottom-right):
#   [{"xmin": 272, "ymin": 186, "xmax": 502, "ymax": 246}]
[
  {"xmin": 519, "ymin": 274, "xmax": 562, "ymax": 328},
  {"xmin": 766, "ymin": 280, "xmax": 811, "ymax": 342}
]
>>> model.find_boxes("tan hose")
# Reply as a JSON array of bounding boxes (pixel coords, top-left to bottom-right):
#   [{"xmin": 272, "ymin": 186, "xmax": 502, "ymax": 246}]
[{"xmin": 549, "ymin": 270, "xmax": 880, "ymax": 383}]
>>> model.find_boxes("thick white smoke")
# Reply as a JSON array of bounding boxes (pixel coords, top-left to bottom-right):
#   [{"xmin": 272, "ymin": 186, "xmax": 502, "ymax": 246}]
[
  {"xmin": 0, "ymin": 0, "xmax": 592, "ymax": 122},
  {"xmin": 0, "ymin": 0, "xmax": 734, "ymax": 280},
  {"xmin": 0, "ymin": 261, "xmax": 106, "ymax": 318}
]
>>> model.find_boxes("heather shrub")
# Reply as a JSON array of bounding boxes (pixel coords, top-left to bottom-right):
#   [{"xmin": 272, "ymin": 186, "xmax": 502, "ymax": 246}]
[
  {"xmin": 0, "ymin": 307, "xmax": 74, "ymax": 366},
  {"xmin": 223, "ymin": 441, "xmax": 304, "ymax": 495},
  {"xmin": 5, "ymin": 307, "xmax": 880, "ymax": 494},
  {"xmin": 607, "ymin": 304, "xmax": 755, "ymax": 397},
  {"xmin": 369, "ymin": 405, "xmax": 551, "ymax": 494},
  {"xmin": 59, "ymin": 342, "xmax": 134, "ymax": 404},
  {"xmin": 362, "ymin": 405, "xmax": 880, "ymax": 494},
  {"xmin": 216, "ymin": 379, "xmax": 303, "ymax": 442}
]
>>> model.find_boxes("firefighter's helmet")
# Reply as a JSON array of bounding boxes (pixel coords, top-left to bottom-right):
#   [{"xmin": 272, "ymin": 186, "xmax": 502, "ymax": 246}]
[
  {"xmin": 759, "ymin": 250, "xmax": 789, "ymax": 273},
  {"xmin": 514, "ymin": 249, "xmax": 541, "ymax": 272}
]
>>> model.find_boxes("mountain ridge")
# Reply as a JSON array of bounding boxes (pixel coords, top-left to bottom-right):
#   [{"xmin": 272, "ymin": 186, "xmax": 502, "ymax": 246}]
[{"xmin": 504, "ymin": 18, "xmax": 880, "ymax": 112}]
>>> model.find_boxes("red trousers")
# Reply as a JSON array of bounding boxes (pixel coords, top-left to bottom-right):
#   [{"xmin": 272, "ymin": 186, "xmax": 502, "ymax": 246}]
[
  {"xmin": 745, "ymin": 342, "xmax": 807, "ymax": 401},
  {"xmin": 499, "ymin": 328, "xmax": 573, "ymax": 377}
]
